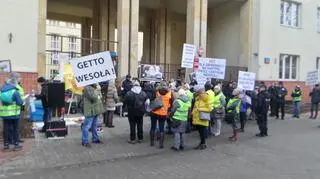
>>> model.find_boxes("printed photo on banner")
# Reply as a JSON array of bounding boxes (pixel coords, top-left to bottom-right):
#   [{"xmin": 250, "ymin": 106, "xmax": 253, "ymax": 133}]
[
  {"xmin": 189, "ymin": 72, "xmax": 209, "ymax": 86},
  {"xmin": 64, "ymin": 64, "xmax": 83, "ymax": 95},
  {"xmin": 0, "ymin": 60, "xmax": 12, "ymax": 73},
  {"xmin": 181, "ymin": 43, "xmax": 196, "ymax": 68},
  {"xmin": 198, "ymin": 58, "xmax": 226, "ymax": 80},
  {"xmin": 306, "ymin": 70, "xmax": 319, "ymax": 86},
  {"xmin": 70, "ymin": 51, "xmax": 116, "ymax": 87},
  {"xmin": 237, "ymin": 71, "xmax": 256, "ymax": 91},
  {"xmin": 139, "ymin": 64, "xmax": 163, "ymax": 82}
]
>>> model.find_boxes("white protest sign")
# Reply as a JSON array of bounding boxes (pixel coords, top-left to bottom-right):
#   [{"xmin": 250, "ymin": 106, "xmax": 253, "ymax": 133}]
[
  {"xmin": 0, "ymin": 60, "xmax": 11, "ymax": 73},
  {"xmin": 306, "ymin": 70, "xmax": 319, "ymax": 86},
  {"xmin": 198, "ymin": 58, "xmax": 226, "ymax": 79},
  {"xmin": 195, "ymin": 72, "xmax": 208, "ymax": 86},
  {"xmin": 237, "ymin": 71, "xmax": 256, "ymax": 91},
  {"xmin": 181, "ymin": 43, "xmax": 196, "ymax": 68},
  {"xmin": 70, "ymin": 51, "xmax": 116, "ymax": 87}
]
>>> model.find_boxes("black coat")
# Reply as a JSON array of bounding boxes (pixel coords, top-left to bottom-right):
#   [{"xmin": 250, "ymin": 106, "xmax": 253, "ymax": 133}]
[
  {"xmin": 35, "ymin": 82, "xmax": 49, "ymax": 108},
  {"xmin": 277, "ymin": 87, "xmax": 288, "ymax": 104},
  {"xmin": 310, "ymin": 88, "xmax": 320, "ymax": 104},
  {"xmin": 256, "ymin": 90, "xmax": 270, "ymax": 115},
  {"xmin": 124, "ymin": 90, "xmax": 148, "ymax": 117},
  {"xmin": 121, "ymin": 79, "xmax": 133, "ymax": 97}
]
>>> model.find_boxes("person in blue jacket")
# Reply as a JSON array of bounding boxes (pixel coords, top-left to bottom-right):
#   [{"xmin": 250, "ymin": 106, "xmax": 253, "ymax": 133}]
[
  {"xmin": 240, "ymin": 91, "xmax": 250, "ymax": 132},
  {"xmin": 0, "ymin": 72, "xmax": 24, "ymax": 151}
]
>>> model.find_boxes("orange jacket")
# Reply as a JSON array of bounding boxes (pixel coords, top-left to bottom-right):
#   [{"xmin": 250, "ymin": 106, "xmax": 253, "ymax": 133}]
[{"xmin": 152, "ymin": 91, "xmax": 172, "ymax": 116}]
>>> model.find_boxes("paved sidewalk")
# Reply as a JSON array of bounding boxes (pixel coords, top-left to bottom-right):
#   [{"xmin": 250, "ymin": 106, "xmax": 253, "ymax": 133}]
[{"xmin": 1, "ymin": 114, "xmax": 319, "ymax": 178}]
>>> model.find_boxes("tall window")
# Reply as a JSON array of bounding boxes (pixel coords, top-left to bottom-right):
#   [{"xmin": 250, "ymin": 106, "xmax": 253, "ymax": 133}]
[
  {"xmin": 317, "ymin": 57, "xmax": 320, "ymax": 70},
  {"xmin": 279, "ymin": 54, "xmax": 299, "ymax": 80},
  {"xmin": 51, "ymin": 35, "xmax": 60, "ymax": 51},
  {"xmin": 48, "ymin": 20, "xmax": 60, "ymax": 26},
  {"xmin": 69, "ymin": 36, "xmax": 77, "ymax": 52},
  {"xmin": 317, "ymin": 7, "xmax": 320, "ymax": 32},
  {"xmin": 66, "ymin": 22, "xmax": 76, "ymax": 28},
  {"xmin": 280, "ymin": 0, "xmax": 301, "ymax": 27},
  {"xmin": 50, "ymin": 35, "xmax": 60, "ymax": 65}
]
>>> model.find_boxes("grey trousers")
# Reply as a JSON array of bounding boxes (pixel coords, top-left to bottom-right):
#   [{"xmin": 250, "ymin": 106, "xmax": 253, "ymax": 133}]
[{"xmin": 174, "ymin": 132, "xmax": 184, "ymax": 149}]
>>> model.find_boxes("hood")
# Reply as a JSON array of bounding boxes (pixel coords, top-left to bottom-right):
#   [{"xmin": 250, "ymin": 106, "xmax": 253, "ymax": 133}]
[
  {"xmin": 178, "ymin": 95, "xmax": 189, "ymax": 102},
  {"xmin": 159, "ymin": 88, "xmax": 168, "ymax": 95},
  {"xmin": 1, "ymin": 82, "xmax": 17, "ymax": 92},
  {"xmin": 131, "ymin": 86, "xmax": 142, "ymax": 94}
]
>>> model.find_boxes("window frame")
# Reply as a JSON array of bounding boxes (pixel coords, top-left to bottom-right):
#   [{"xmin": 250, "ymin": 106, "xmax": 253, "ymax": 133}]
[
  {"xmin": 317, "ymin": 7, "xmax": 320, "ymax": 32},
  {"xmin": 280, "ymin": 0, "xmax": 301, "ymax": 28},
  {"xmin": 279, "ymin": 54, "xmax": 299, "ymax": 80},
  {"xmin": 317, "ymin": 57, "xmax": 320, "ymax": 70}
]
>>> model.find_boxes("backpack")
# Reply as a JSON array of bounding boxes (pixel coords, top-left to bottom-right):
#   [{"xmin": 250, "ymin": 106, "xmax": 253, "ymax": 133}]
[
  {"xmin": 133, "ymin": 93, "xmax": 146, "ymax": 115},
  {"xmin": 0, "ymin": 89, "xmax": 16, "ymax": 105}
]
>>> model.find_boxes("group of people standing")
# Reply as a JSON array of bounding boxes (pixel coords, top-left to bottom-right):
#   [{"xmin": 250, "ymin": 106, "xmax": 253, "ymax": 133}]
[{"xmin": 80, "ymin": 74, "xmax": 320, "ymax": 150}]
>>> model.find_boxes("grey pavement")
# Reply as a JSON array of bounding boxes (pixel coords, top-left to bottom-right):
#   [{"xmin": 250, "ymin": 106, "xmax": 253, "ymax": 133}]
[{"xmin": 1, "ymin": 114, "xmax": 320, "ymax": 179}]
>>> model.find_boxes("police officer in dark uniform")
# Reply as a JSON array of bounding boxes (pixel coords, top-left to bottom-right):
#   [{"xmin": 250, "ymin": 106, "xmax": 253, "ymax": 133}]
[
  {"xmin": 276, "ymin": 81, "xmax": 287, "ymax": 120},
  {"xmin": 255, "ymin": 85, "xmax": 270, "ymax": 137}
]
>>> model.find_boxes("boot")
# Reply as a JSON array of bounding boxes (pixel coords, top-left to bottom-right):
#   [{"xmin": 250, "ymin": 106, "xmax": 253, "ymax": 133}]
[
  {"xmin": 229, "ymin": 130, "xmax": 238, "ymax": 141},
  {"xmin": 150, "ymin": 131, "xmax": 155, "ymax": 146},
  {"xmin": 159, "ymin": 132, "xmax": 164, "ymax": 149}
]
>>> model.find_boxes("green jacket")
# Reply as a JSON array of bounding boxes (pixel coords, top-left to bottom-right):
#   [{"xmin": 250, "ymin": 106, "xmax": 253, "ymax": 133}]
[{"xmin": 83, "ymin": 85, "xmax": 105, "ymax": 117}]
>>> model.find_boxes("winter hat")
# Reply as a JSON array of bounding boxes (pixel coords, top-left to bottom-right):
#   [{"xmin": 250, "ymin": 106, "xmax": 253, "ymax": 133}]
[
  {"xmin": 214, "ymin": 85, "xmax": 221, "ymax": 92},
  {"xmin": 177, "ymin": 88, "xmax": 187, "ymax": 96},
  {"xmin": 133, "ymin": 81, "xmax": 140, "ymax": 87},
  {"xmin": 8, "ymin": 72, "xmax": 21, "ymax": 85},
  {"xmin": 110, "ymin": 51, "xmax": 117, "ymax": 59},
  {"xmin": 232, "ymin": 88, "xmax": 241, "ymax": 96},
  {"xmin": 194, "ymin": 85, "xmax": 205, "ymax": 93}
]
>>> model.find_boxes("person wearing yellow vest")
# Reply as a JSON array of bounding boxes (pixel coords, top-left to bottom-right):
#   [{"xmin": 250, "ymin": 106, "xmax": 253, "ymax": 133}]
[
  {"xmin": 205, "ymin": 82, "xmax": 215, "ymax": 136},
  {"xmin": 0, "ymin": 72, "xmax": 24, "ymax": 151},
  {"xmin": 212, "ymin": 85, "xmax": 226, "ymax": 136},
  {"xmin": 291, "ymin": 85, "xmax": 302, "ymax": 118},
  {"xmin": 226, "ymin": 88, "xmax": 242, "ymax": 141},
  {"xmin": 183, "ymin": 83, "xmax": 194, "ymax": 133},
  {"xmin": 150, "ymin": 82, "xmax": 173, "ymax": 149},
  {"xmin": 169, "ymin": 88, "xmax": 191, "ymax": 151}
]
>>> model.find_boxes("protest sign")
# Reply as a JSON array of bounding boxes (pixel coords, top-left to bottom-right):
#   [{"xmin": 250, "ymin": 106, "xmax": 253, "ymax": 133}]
[
  {"xmin": 64, "ymin": 64, "xmax": 83, "ymax": 95},
  {"xmin": 198, "ymin": 58, "xmax": 226, "ymax": 79},
  {"xmin": 306, "ymin": 70, "xmax": 319, "ymax": 86},
  {"xmin": 139, "ymin": 64, "xmax": 163, "ymax": 82},
  {"xmin": 70, "ymin": 51, "xmax": 116, "ymax": 87},
  {"xmin": 0, "ymin": 60, "xmax": 11, "ymax": 73},
  {"xmin": 181, "ymin": 43, "xmax": 196, "ymax": 68},
  {"xmin": 237, "ymin": 71, "xmax": 256, "ymax": 91}
]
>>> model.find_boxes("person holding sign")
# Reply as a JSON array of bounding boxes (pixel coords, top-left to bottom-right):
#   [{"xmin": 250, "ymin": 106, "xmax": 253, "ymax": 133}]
[{"xmin": 81, "ymin": 84, "xmax": 105, "ymax": 148}]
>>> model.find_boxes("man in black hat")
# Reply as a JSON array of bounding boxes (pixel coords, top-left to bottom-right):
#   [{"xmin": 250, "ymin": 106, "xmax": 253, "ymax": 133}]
[
  {"xmin": 255, "ymin": 85, "xmax": 270, "ymax": 137},
  {"xmin": 276, "ymin": 81, "xmax": 287, "ymax": 120}
]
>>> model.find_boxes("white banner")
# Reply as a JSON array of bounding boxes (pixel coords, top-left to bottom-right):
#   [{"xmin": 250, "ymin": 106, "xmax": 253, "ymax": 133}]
[
  {"xmin": 70, "ymin": 51, "xmax": 116, "ymax": 87},
  {"xmin": 181, "ymin": 43, "xmax": 196, "ymax": 68},
  {"xmin": 306, "ymin": 70, "xmax": 319, "ymax": 86},
  {"xmin": 198, "ymin": 58, "xmax": 226, "ymax": 79},
  {"xmin": 237, "ymin": 71, "xmax": 256, "ymax": 91}
]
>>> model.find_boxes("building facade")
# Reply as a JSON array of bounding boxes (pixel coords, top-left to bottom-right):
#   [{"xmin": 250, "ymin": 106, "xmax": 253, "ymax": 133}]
[{"xmin": 1, "ymin": 0, "xmax": 320, "ymax": 101}]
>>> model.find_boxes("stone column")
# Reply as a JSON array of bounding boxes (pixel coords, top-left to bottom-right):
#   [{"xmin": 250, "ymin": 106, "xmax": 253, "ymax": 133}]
[
  {"xmin": 92, "ymin": 0, "xmax": 100, "ymax": 53},
  {"xmin": 185, "ymin": 0, "xmax": 208, "ymax": 79},
  {"xmin": 117, "ymin": 0, "xmax": 139, "ymax": 78},
  {"xmin": 100, "ymin": 0, "xmax": 117, "ymax": 51},
  {"xmin": 81, "ymin": 17, "xmax": 91, "ymax": 55},
  {"xmin": 240, "ymin": 0, "xmax": 253, "ymax": 71},
  {"xmin": 37, "ymin": 0, "xmax": 47, "ymax": 77}
]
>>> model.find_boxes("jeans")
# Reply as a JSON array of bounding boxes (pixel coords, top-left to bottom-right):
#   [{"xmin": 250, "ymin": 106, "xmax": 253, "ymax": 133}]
[
  {"xmin": 128, "ymin": 115, "xmax": 143, "ymax": 141},
  {"xmin": 293, "ymin": 101, "xmax": 301, "ymax": 117},
  {"xmin": 3, "ymin": 119, "xmax": 19, "ymax": 147},
  {"xmin": 173, "ymin": 132, "xmax": 184, "ymax": 149},
  {"xmin": 310, "ymin": 103, "xmax": 319, "ymax": 118},
  {"xmin": 195, "ymin": 125, "xmax": 207, "ymax": 144},
  {"xmin": 150, "ymin": 115, "xmax": 166, "ymax": 133},
  {"xmin": 82, "ymin": 115, "xmax": 99, "ymax": 144},
  {"xmin": 44, "ymin": 107, "xmax": 52, "ymax": 122}
]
